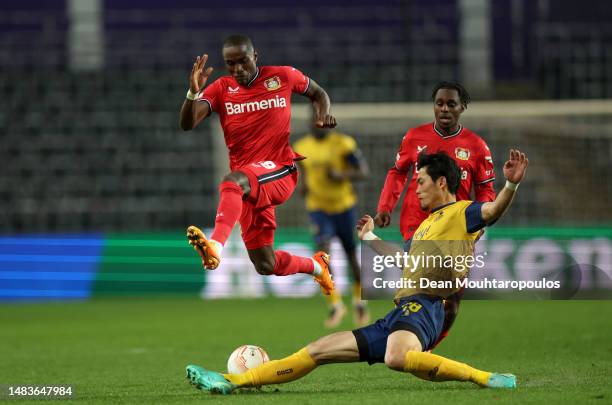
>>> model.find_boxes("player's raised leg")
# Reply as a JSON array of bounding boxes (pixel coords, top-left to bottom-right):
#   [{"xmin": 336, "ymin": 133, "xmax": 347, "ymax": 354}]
[
  {"xmin": 186, "ymin": 331, "xmax": 360, "ymax": 394},
  {"xmin": 187, "ymin": 171, "xmax": 250, "ymax": 270},
  {"xmin": 239, "ymin": 162, "xmax": 334, "ymax": 294},
  {"xmin": 246, "ymin": 245, "xmax": 334, "ymax": 295},
  {"xmin": 188, "ymin": 161, "xmax": 335, "ymax": 293}
]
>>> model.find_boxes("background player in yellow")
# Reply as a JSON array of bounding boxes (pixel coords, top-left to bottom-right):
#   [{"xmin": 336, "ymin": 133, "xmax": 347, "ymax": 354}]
[
  {"xmin": 186, "ymin": 148, "xmax": 529, "ymax": 394},
  {"xmin": 294, "ymin": 120, "xmax": 370, "ymax": 328}
]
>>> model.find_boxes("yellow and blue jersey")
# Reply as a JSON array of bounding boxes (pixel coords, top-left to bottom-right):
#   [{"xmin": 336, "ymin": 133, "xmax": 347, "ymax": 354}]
[
  {"xmin": 395, "ymin": 200, "xmax": 486, "ymax": 300},
  {"xmin": 293, "ymin": 131, "xmax": 358, "ymax": 214}
]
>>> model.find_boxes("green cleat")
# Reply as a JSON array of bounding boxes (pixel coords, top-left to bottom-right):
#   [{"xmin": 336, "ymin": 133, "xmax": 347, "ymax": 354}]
[
  {"xmin": 486, "ymin": 373, "xmax": 517, "ymax": 388},
  {"xmin": 186, "ymin": 365, "xmax": 237, "ymax": 395}
]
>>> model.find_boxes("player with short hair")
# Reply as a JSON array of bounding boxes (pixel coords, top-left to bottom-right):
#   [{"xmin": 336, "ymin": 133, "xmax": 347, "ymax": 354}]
[
  {"xmin": 293, "ymin": 120, "xmax": 370, "ymax": 327},
  {"xmin": 185, "ymin": 148, "xmax": 529, "ymax": 394},
  {"xmin": 179, "ymin": 35, "xmax": 337, "ymax": 294},
  {"xmin": 375, "ymin": 81, "xmax": 497, "ymax": 346}
]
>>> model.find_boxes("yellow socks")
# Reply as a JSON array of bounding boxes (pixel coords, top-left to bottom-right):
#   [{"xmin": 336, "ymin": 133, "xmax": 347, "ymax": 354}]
[
  {"xmin": 404, "ymin": 351, "xmax": 492, "ymax": 387},
  {"xmin": 223, "ymin": 347, "xmax": 317, "ymax": 388}
]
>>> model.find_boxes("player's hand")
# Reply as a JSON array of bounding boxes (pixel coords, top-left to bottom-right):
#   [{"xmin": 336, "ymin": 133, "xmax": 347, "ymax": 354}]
[
  {"xmin": 374, "ymin": 211, "xmax": 391, "ymax": 228},
  {"xmin": 503, "ymin": 149, "xmax": 529, "ymax": 184},
  {"xmin": 356, "ymin": 215, "xmax": 375, "ymax": 239},
  {"xmin": 315, "ymin": 114, "xmax": 337, "ymax": 128},
  {"xmin": 190, "ymin": 53, "xmax": 214, "ymax": 94}
]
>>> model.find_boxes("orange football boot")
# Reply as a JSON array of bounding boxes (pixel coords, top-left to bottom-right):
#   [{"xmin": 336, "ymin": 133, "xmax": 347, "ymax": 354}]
[
  {"xmin": 312, "ymin": 252, "xmax": 335, "ymax": 295},
  {"xmin": 187, "ymin": 225, "xmax": 220, "ymax": 270}
]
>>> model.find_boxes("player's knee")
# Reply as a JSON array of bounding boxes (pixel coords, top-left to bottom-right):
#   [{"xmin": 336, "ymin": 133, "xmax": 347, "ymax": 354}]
[
  {"xmin": 221, "ymin": 172, "xmax": 250, "ymax": 194},
  {"xmin": 305, "ymin": 341, "xmax": 325, "ymax": 364},
  {"xmin": 384, "ymin": 351, "xmax": 406, "ymax": 371},
  {"xmin": 384, "ymin": 347, "xmax": 419, "ymax": 371}
]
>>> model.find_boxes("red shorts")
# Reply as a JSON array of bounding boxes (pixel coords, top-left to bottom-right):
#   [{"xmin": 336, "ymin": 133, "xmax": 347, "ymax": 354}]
[{"xmin": 237, "ymin": 160, "xmax": 298, "ymax": 249}]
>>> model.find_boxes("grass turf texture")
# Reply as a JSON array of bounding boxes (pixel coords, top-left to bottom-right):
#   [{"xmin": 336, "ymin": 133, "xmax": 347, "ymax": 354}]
[{"xmin": 0, "ymin": 298, "xmax": 610, "ymax": 404}]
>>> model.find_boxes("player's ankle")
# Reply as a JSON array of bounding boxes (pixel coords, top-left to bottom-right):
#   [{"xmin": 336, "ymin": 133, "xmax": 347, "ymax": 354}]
[
  {"xmin": 311, "ymin": 258, "xmax": 323, "ymax": 277},
  {"xmin": 471, "ymin": 370, "xmax": 492, "ymax": 387},
  {"xmin": 210, "ymin": 239, "xmax": 224, "ymax": 256}
]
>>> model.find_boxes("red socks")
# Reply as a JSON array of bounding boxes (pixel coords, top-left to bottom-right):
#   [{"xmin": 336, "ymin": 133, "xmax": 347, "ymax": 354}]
[
  {"xmin": 273, "ymin": 251, "xmax": 314, "ymax": 276},
  {"xmin": 210, "ymin": 181, "xmax": 244, "ymax": 245}
]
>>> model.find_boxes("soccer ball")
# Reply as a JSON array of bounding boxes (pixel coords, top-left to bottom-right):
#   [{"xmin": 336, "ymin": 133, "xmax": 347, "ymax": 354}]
[{"xmin": 227, "ymin": 345, "xmax": 270, "ymax": 374}]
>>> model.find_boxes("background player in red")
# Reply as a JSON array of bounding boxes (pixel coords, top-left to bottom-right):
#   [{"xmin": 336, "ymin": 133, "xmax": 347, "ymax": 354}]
[
  {"xmin": 179, "ymin": 35, "xmax": 337, "ymax": 295},
  {"xmin": 374, "ymin": 81, "xmax": 496, "ymax": 346}
]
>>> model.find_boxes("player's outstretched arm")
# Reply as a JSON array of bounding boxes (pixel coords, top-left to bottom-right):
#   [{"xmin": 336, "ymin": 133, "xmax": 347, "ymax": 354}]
[
  {"xmin": 304, "ymin": 79, "xmax": 337, "ymax": 128},
  {"xmin": 179, "ymin": 53, "xmax": 214, "ymax": 130},
  {"xmin": 481, "ymin": 149, "xmax": 529, "ymax": 223},
  {"xmin": 357, "ymin": 214, "xmax": 404, "ymax": 257}
]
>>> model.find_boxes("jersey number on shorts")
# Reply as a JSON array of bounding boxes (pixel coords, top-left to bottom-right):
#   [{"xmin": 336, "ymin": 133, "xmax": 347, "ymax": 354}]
[
  {"xmin": 253, "ymin": 161, "xmax": 277, "ymax": 169},
  {"xmin": 401, "ymin": 301, "xmax": 423, "ymax": 316}
]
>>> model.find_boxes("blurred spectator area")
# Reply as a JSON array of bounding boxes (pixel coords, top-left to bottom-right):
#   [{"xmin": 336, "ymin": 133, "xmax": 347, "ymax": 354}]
[{"xmin": 1, "ymin": 0, "xmax": 611, "ymax": 232}]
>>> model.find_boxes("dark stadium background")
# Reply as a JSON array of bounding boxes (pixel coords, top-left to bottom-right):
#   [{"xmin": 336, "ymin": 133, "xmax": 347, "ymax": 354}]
[
  {"xmin": 0, "ymin": 1, "xmax": 610, "ymax": 403},
  {"xmin": 1, "ymin": 0, "xmax": 609, "ymax": 300}
]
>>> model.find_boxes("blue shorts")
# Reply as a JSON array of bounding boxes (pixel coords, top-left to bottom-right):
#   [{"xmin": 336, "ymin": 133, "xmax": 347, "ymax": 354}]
[
  {"xmin": 308, "ymin": 207, "xmax": 356, "ymax": 253},
  {"xmin": 352, "ymin": 295, "xmax": 445, "ymax": 364}
]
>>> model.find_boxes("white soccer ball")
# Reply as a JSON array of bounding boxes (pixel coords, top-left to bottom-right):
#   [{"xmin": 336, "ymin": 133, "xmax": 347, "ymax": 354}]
[{"xmin": 227, "ymin": 345, "xmax": 270, "ymax": 374}]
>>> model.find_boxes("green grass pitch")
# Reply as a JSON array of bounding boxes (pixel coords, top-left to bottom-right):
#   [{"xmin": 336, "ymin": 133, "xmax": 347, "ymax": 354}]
[{"xmin": 0, "ymin": 298, "xmax": 610, "ymax": 404}]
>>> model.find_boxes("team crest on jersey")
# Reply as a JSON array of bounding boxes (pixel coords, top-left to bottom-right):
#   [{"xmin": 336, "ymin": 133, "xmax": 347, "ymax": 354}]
[
  {"xmin": 264, "ymin": 76, "xmax": 281, "ymax": 91},
  {"xmin": 455, "ymin": 147, "xmax": 470, "ymax": 160}
]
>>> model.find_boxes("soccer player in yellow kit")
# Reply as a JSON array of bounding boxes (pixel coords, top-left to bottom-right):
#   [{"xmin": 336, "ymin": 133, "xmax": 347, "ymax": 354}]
[
  {"xmin": 294, "ymin": 123, "xmax": 370, "ymax": 327},
  {"xmin": 186, "ymin": 149, "xmax": 529, "ymax": 394}
]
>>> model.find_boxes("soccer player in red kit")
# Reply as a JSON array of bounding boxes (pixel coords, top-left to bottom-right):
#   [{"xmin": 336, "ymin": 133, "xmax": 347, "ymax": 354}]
[
  {"xmin": 179, "ymin": 35, "xmax": 336, "ymax": 295},
  {"xmin": 374, "ymin": 81, "xmax": 496, "ymax": 346},
  {"xmin": 375, "ymin": 82, "xmax": 496, "ymax": 238}
]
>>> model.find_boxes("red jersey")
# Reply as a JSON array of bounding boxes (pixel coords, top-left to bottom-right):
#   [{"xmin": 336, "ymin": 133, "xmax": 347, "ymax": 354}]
[
  {"xmin": 377, "ymin": 123, "xmax": 496, "ymax": 240},
  {"xmin": 197, "ymin": 66, "xmax": 310, "ymax": 170}
]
